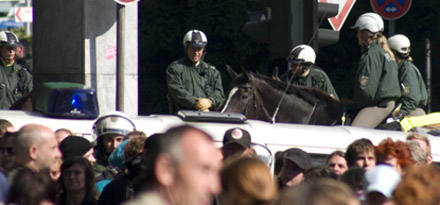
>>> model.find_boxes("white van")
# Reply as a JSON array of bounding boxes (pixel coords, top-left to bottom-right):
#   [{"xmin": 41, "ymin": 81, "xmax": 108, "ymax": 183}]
[{"xmin": 3, "ymin": 110, "xmax": 439, "ymax": 165}]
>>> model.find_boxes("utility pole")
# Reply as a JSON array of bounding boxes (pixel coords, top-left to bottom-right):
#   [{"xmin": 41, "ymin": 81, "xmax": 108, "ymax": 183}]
[
  {"xmin": 425, "ymin": 38, "xmax": 431, "ymax": 113},
  {"xmin": 116, "ymin": 4, "xmax": 125, "ymax": 112}
]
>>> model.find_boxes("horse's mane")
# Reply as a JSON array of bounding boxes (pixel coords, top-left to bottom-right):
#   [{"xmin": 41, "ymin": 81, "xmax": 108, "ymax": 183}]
[{"xmin": 252, "ymin": 72, "xmax": 341, "ymax": 106}]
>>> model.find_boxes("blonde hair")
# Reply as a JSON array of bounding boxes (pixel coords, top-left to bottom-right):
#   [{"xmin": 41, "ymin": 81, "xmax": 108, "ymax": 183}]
[
  {"xmin": 276, "ymin": 179, "xmax": 359, "ymax": 205},
  {"xmin": 406, "ymin": 133, "xmax": 431, "ymax": 155},
  {"xmin": 221, "ymin": 157, "xmax": 277, "ymax": 205},
  {"xmin": 377, "ymin": 35, "xmax": 395, "ymax": 60}
]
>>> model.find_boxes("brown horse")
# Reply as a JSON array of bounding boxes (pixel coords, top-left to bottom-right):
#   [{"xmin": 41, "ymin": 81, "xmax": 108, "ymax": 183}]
[{"xmin": 222, "ymin": 67, "xmax": 344, "ymax": 125}]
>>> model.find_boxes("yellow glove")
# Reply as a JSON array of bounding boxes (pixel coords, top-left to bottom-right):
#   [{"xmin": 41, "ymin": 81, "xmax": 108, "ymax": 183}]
[{"xmin": 196, "ymin": 98, "xmax": 212, "ymax": 112}]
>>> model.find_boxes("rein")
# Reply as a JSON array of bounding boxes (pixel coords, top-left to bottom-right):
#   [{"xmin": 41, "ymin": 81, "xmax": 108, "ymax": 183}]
[{"xmin": 271, "ymin": 65, "xmax": 299, "ymax": 123}]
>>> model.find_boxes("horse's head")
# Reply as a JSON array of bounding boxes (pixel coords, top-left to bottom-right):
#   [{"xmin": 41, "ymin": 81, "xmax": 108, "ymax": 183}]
[{"xmin": 222, "ymin": 66, "xmax": 256, "ymax": 114}]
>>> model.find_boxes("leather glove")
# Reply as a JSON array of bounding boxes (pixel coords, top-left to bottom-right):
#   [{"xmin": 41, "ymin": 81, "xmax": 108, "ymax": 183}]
[{"xmin": 196, "ymin": 98, "xmax": 212, "ymax": 112}]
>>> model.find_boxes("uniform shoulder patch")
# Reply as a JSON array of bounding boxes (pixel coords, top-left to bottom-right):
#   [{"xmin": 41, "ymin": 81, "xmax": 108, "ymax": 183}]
[{"xmin": 361, "ymin": 76, "xmax": 369, "ymax": 86}]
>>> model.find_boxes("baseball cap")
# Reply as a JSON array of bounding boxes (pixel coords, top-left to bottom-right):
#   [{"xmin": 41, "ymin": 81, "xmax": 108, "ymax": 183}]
[
  {"xmin": 364, "ymin": 164, "xmax": 401, "ymax": 198},
  {"xmin": 284, "ymin": 148, "xmax": 312, "ymax": 170},
  {"xmin": 222, "ymin": 128, "xmax": 251, "ymax": 149}
]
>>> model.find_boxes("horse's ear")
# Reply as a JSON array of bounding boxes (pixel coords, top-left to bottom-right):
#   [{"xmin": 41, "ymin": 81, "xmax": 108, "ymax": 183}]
[
  {"xmin": 272, "ymin": 66, "xmax": 280, "ymax": 81},
  {"xmin": 241, "ymin": 67, "xmax": 253, "ymax": 81},
  {"xmin": 226, "ymin": 65, "xmax": 238, "ymax": 79}
]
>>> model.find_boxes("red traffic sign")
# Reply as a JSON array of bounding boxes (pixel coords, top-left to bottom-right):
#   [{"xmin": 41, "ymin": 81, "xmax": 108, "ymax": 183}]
[
  {"xmin": 115, "ymin": 0, "xmax": 140, "ymax": 6},
  {"xmin": 319, "ymin": 0, "xmax": 356, "ymax": 31},
  {"xmin": 371, "ymin": 0, "xmax": 412, "ymax": 20}
]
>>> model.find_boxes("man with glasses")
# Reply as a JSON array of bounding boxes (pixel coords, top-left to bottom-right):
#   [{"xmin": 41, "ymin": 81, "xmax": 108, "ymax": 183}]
[{"xmin": 0, "ymin": 31, "xmax": 32, "ymax": 109}]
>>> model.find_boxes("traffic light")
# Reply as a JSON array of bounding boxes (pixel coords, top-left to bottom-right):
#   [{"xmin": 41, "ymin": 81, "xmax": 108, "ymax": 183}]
[
  {"xmin": 243, "ymin": 0, "xmax": 302, "ymax": 56},
  {"xmin": 303, "ymin": 1, "xmax": 339, "ymax": 51}
]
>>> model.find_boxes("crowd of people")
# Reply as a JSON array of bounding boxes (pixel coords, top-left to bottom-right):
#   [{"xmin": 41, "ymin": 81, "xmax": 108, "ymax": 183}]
[
  {"xmin": 0, "ymin": 10, "xmax": 435, "ymax": 205},
  {"xmin": 0, "ymin": 113, "xmax": 439, "ymax": 205}
]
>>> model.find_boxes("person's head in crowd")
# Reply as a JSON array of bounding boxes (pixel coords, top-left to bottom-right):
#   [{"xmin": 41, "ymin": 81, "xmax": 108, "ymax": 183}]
[
  {"xmin": 0, "ymin": 132, "xmax": 17, "ymax": 173},
  {"xmin": 6, "ymin": 168, "xmax": 57, "ymax": 205},
  {"xmin": 220, "ymin": 157, "xmax": 277, "ymax": 205},
  {"xmin": 406, "ymin": 140, "xmax": 428, "ymax": 165},
  {"xmin": 406, "ymin": 133, "xmax": 432, "ymax": 165},
  {"xmin": 363, "ymin": 164, "xmax": 401, "ymax": 205},
  {"xmin": 59, "ymin": 136, "xmax": 96, "ymax": 165},
  {"xmin": 123, "ymin": 132, "xmax": 147, "ymax": 178},
  {"xmin": 15, "ymin": 38, "xmax": 30, "ymax": 59},
  {"xmin": 222, "ymin": 127, "xmax": 254, "ymax": 160},
  {"xmin": 54, "ymin": 128, "xmax": 73, "ymax": 143},
  {"xmin": 304, "ymin": 166, "xmax": 338, "ymax": 184},
  {"xmin": 340, "ymin": 167, "xmax": 366, "ymax": 200},
  {"xmin": 326, "ymin": 150, "xmax": 348, "ymax": 176},
  {"xmin": 393, "ymin": 165, "xmax": 440, "ymax": 205},
  {"xmin": 345, "ymin": 138, "xmax": 376, "ymax": 170},
  {"xmin": 276, "ymin": 179, "xmax": 360, "ymax": 205},
  {"xmin": 279, "ymin": 148, "xmax": 312, "ymax": 188},
  {"xmin": 375, "ymin": 138, "xmax": 414, "ymax": 175},
  {"xmin": 58, "ymin": 156, "xmax": 98, "ymax": 205},
  {"xmin": 14, "ymin": 124, "xmax": 62, "ymax": 172},
  {"xmin": 92, "ymin": 112, "xmax": 135, "ymax": 157},
  {"xmin": 140, "ymin": 125, "xmax": 221, "ymax": 205},
  {"xmin": 0, "ymin": 119, "xmax": 14, "ymax": 137},
  {"xmin": 108, "ymin": 131, "xmax": 147, "ymax": 171}
]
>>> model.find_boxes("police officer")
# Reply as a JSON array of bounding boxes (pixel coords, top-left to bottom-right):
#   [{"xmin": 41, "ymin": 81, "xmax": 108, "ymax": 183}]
[
  {"xmin": 388, "ymin": 34, "xmax": 427, "ymax": 118},
  {"xmin": 92, "ymin": 111, "xmax": 135, "ymax": 178},
  {"xmin": 280, "ymin": 44, "xmax": 339, "ymax": 100},
  {"xmin": 0, "ymin": 31, "xmax": 32, "ymax": 109},
  {"xmin": 166, "ymin": 29, "xmax": 225, "ymax": 113},
  {"xmin": 351, "ymin": 13, "xmax": 401, "ymax": 128}
]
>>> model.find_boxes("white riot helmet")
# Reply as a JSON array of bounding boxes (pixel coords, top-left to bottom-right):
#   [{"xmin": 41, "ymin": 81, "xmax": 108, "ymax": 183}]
[
  {"xmin": 388, "ymin": 34, "xmax": 411, "ymax": 56},
  {"xmin": 286, "ymin": 44, "xmax": 316, "ymax": 64},
  {"xmin": 183, "ymin": 29, "xmax": 208, "ymax": 48},
  {"xmin": 0, "ymin": 31, "xmax": 19, "ymax": 47},
  {"xmin": 352, "ymin": 13, "xmax": 384, "ymax": 33},
  {"xmin": 92, "ymin": 111, "xmax": 136, "ymax": 142}
]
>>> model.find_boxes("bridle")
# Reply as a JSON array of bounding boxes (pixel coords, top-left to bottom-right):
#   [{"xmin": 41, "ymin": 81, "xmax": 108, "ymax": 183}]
[{"xmin": 241, "ymin": 84, "xmax": 272, "ymax": 122}]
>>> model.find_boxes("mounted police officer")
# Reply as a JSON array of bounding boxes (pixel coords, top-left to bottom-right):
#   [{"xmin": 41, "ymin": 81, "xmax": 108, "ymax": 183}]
[
  {"xmin": 166, "ymin": 29, "xmax": 225, "ymax": 113},
  {"xmin": 351, "ymin": 13, "xmax": 401, "ymax": 128},
  {"xmin": 388, "ymin": 34, "xmax": 427, "ymax": 119},
  {"xmin": 280, "ymin": 44, "xmax": 339, "ymax": 100},
  {"xmin": 0, "ymin": 31, "xmax": 32, "ymax": 109}
]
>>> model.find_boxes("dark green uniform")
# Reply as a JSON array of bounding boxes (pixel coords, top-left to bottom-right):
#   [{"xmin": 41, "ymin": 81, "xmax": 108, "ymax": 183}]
[
  {"xmin": 353, "ymin": 42, "xmax": 401, "ymax": 109},
  {"xmin": 166, "ymin": 57, "xmax": 225, "ymax": 111},
  {"xmin": 0, "ymin": 61, "xmax": 32, "ymax": 109},
  {"xmin": 280, "ymin": 65, "xmax": 339, "ymax": 100},
  {"xmin": 351, "ymin": 42, "xmax": 401, "ymax": 128},
  {"xmin": 397, "ymin": 59, "xmax": 427, "ymax": 116}
]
